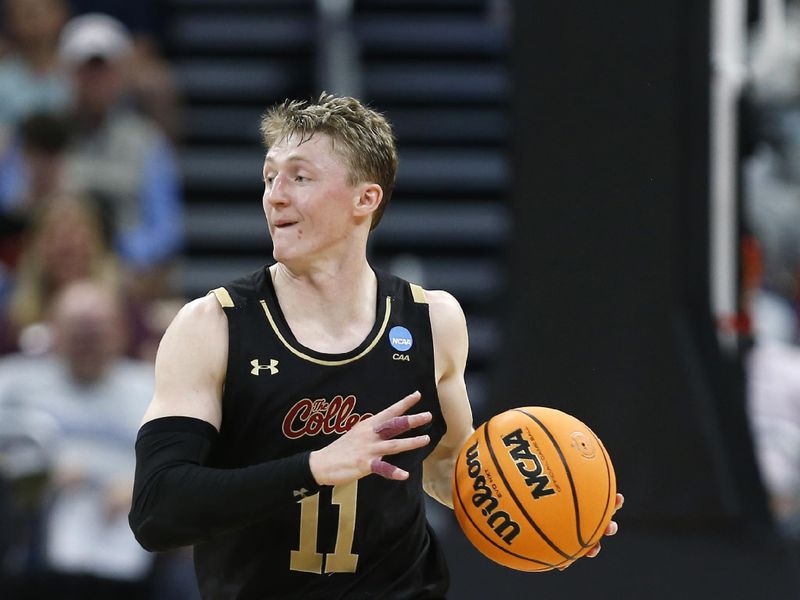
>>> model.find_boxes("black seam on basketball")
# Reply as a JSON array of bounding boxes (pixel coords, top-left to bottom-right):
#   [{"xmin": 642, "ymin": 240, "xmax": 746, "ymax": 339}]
[
  {"xmin": 515, "ymin": 409, "xmax": 589, "ymax": 550},
  {"xmin": 483, "ymin": 418, "xmax": 573, "ymax": 561},
  {"xmin": 453, "ymin": 451, "xmax": 558, "ymax": 569}
]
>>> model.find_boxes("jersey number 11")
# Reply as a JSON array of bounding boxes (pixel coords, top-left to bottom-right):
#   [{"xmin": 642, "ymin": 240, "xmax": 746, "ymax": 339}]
[{"xmin": 290, "ymin": 481, "xmax": 359, "ymax": 574}]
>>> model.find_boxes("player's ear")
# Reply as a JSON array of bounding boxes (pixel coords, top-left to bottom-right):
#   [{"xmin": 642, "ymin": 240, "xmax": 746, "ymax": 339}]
[{"xmin": 354, "ymin": 183, "xmax": 383, "ymax": 218}]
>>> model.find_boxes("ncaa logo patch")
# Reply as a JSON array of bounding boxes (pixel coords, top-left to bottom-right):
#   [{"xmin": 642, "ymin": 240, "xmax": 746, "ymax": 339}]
[{"xmin": 389, "ymin": 326, "xmax": 413, "ymax": 351}]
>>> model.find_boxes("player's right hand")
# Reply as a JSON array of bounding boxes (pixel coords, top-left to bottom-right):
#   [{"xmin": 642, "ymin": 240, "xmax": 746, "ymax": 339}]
[{"xmin": 308, "ymin": 391, "xmax": 432, "ymax": 486}]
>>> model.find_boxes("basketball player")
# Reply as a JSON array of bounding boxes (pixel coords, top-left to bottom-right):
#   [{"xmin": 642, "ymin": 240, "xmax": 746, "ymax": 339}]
[{"xmin": 128, "ymin": 94, "xmax": 622, "ymax": 598}]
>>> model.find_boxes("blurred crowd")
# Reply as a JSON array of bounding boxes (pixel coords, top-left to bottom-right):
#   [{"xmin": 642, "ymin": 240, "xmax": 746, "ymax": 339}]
[
  {"xmin": 744, "ymin": 0, "xmax": 800, "ymax": 541},
  {"xmin": 0, "ymin": 0, "xmax": 197, "ymax": 598}
]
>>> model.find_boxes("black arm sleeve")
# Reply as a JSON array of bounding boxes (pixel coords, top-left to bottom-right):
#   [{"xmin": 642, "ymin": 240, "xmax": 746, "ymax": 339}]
[{"xmin": 128, "ymin": 416, "xmax": 321, "ymax": 552}]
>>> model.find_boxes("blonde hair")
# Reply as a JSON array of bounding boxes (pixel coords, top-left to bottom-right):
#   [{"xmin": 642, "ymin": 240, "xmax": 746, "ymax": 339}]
[
  {"xmin": 9, "ymin": 193, "xmax": 120, "ymax": 331},
  {"xmin": 260, "ymin": 93, "xmax": 398, "ymax": 230}
]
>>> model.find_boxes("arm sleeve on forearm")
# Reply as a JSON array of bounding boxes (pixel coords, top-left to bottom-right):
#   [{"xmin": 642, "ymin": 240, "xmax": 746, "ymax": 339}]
[{"xmin": 128, "ymin": 416, "xmax": 320, "ymax": 552}]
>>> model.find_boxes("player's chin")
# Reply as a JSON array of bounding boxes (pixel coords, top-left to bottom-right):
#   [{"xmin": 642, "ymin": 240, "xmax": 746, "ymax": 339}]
[{"xmin": 271, "ymin": 243, "xmax": 297, "ymax": 264}]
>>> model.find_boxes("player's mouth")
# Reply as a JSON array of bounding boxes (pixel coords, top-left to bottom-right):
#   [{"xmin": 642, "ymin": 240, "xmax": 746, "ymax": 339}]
[{"xmin": 273, "ymin": 219, "xmax": 298, "ymax": 229}]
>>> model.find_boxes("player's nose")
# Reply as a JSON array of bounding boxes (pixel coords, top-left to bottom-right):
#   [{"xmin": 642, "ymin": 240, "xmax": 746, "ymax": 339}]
[{"xmin": 266, "ymin": 174, "xmax": 291, "ymax": 206}]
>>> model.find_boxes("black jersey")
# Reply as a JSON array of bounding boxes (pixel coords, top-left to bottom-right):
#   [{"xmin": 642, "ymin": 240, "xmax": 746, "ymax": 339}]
[{"xmin": 194, "ymin": 266, "xmax": 450, "ymax": 600}]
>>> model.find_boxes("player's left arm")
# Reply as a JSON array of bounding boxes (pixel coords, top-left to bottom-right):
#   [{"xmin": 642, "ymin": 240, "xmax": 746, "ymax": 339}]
[
  {"xmin": 420, "ymin": 289, "xmax": 624, "ymax": 558},
  {"xmin": 422, "ymin": 289, "xmax": 474, "ymax": 508}
]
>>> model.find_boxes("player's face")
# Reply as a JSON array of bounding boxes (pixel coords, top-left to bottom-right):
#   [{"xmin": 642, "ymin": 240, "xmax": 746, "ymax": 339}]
[{"xmin": 262, "ymin": 133, "xmax": 362, "ymax": 266}]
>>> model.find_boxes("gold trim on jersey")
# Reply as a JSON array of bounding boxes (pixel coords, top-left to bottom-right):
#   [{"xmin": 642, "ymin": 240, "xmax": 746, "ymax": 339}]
[
  {"xmin": 409, "ymin": 283, "xmax": 427, "ymax": 304},
  {"xmin": 259, "ymin": 297, "xmax": 392, "ymax": 366},
  {"xmin": 209, "ymin": 287, "xmax": 235, "ymax": 308}
]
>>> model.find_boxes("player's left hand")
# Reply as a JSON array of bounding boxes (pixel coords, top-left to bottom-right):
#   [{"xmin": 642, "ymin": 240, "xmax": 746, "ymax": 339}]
[
  {"xmin": 585, "ymin": 493, "xmax": 623, "ymax": 557},
  {"xmin": 309, "ymin": 390, "xmax": 432, "ymax": 486},
  {"xmin": 558, "ymin": 493, "xmax": 623, "ymax": 570}
]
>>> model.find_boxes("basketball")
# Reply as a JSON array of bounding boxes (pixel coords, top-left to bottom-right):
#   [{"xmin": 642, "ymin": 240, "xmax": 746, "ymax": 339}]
[{"xmin": 452, "ymin": 407, "xmax": 616, "ymax": 571}]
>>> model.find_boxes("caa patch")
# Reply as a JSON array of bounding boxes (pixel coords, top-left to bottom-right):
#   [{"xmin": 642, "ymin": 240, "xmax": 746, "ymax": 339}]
[{"xmin": 389, "ymin": 326, "xmax": 413, "ymax": 351}]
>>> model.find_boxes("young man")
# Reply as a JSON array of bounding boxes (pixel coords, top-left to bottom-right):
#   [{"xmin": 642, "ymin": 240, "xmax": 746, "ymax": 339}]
[{"xmin": 129, "ymin": 94, "xmax": 621, "ymax": 599}]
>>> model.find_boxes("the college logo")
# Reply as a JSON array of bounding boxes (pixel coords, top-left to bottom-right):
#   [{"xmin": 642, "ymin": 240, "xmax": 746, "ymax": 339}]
[
  {"xmin": 251, "ymin": 358, "xmax": 279, "ymax": 376},
  {"xmin": 282, "ymin": 395, "xmax": 372, "ymax": 439},
  {"xmin": 502, "ymin": 428, "xmax": 556, "ymax": 500},
  {"xmin": 388, "ymin": 326, "xmax": 413, "ymax": 351}
]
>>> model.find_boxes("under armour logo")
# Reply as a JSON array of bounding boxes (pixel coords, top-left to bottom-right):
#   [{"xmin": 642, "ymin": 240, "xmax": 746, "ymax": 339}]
[
  {"xmin": 293, "ymin": 488, "xmax": 310, "ymax": 499},
  {"xmin": 250, "ymin": 358, "xmax": 279, "ymax": 376}
]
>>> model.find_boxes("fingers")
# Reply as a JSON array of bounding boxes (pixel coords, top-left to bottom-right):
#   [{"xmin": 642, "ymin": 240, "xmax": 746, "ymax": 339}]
[
  {"xmin": 374, "ymin": 390, "xmax": 422, "ymax": 421},
  {"xmin": 585, "ymin": 543, "xmax": 601, "ymax": 558},
  {"xmin": 380, "ymin": 434, "xmax": 431, "ymax": 456},
  {"xmin": 604, "ymin": 493, "xmax": 622, "ymax": 538},
  {"xmin": 374, "ymin": 412, "xmax": 432, "ymax": 440},
  {"xmin": 370, "ymin": 433, "xmax": 431, "ymax": 480},
  {"xmin": 371, "ymin": 458, "xmax": 406, "ymax": 480},
  {"xmin": 604, "ymin": 520, "xmax": 618, "ymax": 536},
  {"xmin": 583, "ymin": 512, "xmax": 615, "ymax": 566},
  {"xmin": 331, "ymin": 392, "xmax": 431, "ymax": 484},
  {"xmin": 375, "ymin": 416, "xmax": 411, "ymax": 439},
  {"xmin": 579, "ymin": 497, "xmax": 621, "ymax": 564}
]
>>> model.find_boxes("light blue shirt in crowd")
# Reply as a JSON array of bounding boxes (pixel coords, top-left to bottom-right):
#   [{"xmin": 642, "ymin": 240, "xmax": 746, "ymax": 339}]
[{"xmin": 0, "ymin": 55, "xmax": 72, "ymax": 128}]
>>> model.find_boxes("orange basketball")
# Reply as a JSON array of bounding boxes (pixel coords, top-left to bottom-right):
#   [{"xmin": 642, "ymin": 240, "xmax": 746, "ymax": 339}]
[{"xmin": 452, "ymin": 407, "xmax": 616, "ymax": 571}]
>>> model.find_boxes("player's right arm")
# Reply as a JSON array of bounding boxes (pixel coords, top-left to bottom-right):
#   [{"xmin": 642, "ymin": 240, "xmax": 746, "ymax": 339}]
[{"xmin": 129, "ymin": 295, "xmax": 322, "ymax": 551}]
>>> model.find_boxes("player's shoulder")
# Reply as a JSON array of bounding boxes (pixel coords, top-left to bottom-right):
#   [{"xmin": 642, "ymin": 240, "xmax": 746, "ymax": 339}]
[
  {"xmin": 421, "ymin": 288, "xmax": 468, "ymax": 359},
  {"xmin": 178, "ymin": 293, "xmax": 226, "ymax": 320},
  {"xmin": 422, "ymin": 288, "xmax": 461, "ymax": 307},
  {"xmin": 155, "ymin": 294, "xmax": 229, "ymax": 378},
  {"xmin": 423, "ymin": 289, "xmax": 466, "ymax": 326},
  {"xmin": 421, "ymin": 288, "xmax": 468, "ymax": 376},
  {"xmin": 164, "ymin": 294, "xmax": 228, "ymax": 343}
]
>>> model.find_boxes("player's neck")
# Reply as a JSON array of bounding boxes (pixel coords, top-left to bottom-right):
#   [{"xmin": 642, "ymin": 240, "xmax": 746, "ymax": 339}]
[{"xmin": 269, "ymin": 258, "xmax": 378, "ymax": 352}]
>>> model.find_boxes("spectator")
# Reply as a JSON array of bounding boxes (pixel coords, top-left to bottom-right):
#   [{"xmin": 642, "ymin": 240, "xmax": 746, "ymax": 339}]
[
  {"xmin": 0, "ymin": 280, "xmax": 155, "ymax": 599},
  {"xmin": 744, "ymin": 1, "xmax": 800, "ymax": 538},
  {"xmin": 57, "ymin": 13, "xmax": 184, "ymax": 284},
  {"xmin": 0, "ymin": 474, "xmax": 11, "ymax": 594},
  {"xmin": 0, "ymin": 392, "xmax": 59, "ymax": 597},
  {"xmin": 0, "ymin": 15, "xmax": 185, "ymax": 299},
  {"xmin": 747, "ymin": 331, "xmax": 800, "ymax": 537},
  {"xmin": 0, "ymin": 112, "xmax": 73, "ymax": 272},
  {"xmin": 743, "ymin": 0, "xmax": 800, "ymax": 312},
  {"xmin": 1, "ymin": 193, "xmax": 119, "ymax": 355},
  {"xmin": 68, "ymin": 0, "xmax": 182, "ymax": 140},
  {"xmin": 0, "ymin": 0, "xmax": 71, "ymax": 150},
  {"xmin": 0, "ymin": 112, "xmax": 72, "ymax": 216}
]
